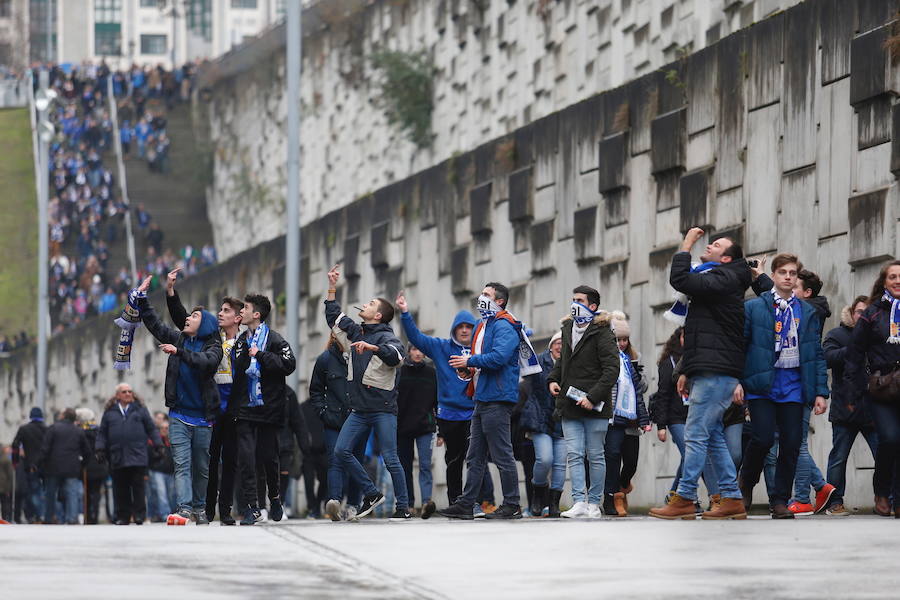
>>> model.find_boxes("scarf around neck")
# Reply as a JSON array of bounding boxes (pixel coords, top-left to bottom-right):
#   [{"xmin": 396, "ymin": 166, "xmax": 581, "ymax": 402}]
[
  {"xmin": 773, "ymin": 289, "xmax": 800, "ymax": 368},
  {"xmin": 882, "ymin": 289, "xmax": 900, "ymax": 344},
  {"xmin": 663, "ymin": 261, "xmax": 720, "ymax": 326},
  {"xmin": 476, "ymin": 294, "xmax": 502, "ymax": 321},
  {"xmin": 246, "ymin": 323, "xmax": 270, "ymax": 407}
]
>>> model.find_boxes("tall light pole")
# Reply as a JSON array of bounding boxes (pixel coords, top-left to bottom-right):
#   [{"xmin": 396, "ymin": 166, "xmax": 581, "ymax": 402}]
[
  {"xmin": 34, "ymin": 73, "xmax": 56, "ymax": 410},
  {"xmin": 285, "ymin": 0, "xmax": 301, "ymax": 392}
]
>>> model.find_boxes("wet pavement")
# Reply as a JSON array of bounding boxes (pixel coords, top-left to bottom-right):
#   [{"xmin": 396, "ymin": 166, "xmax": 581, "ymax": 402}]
[{"xmin": 2, "ymin": 515, "xmax": 898, "ymax": 599}]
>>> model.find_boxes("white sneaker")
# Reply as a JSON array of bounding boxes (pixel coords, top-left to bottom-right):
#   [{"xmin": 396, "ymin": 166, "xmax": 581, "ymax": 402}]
[
  {"xmin": 473, "ymin": 505, "xmax": 486, "ymax": 518},
  {"xmin": 561, "ymin": 501, "xmax": 590, "ymax": 518},
  {"xmin": 344, "ymin": 506, "xmax": 359, "ymax": 522},
  {"xmin": 586, "ymin": 504, "xmax": 603, "ymax": 519}
]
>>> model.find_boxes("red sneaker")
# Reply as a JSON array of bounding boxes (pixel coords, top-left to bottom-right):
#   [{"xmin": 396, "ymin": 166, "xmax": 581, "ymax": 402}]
[
  {"xmin": 787, "ymin": 501, "xmax": 814, "ymax": 516},
  {"xmin": 166, "ymin": 512, "xmax": 189, "ymax": 526},
  {"xmin": 814, "ymin": 483, "xmax": 836, "ymax": 514}
]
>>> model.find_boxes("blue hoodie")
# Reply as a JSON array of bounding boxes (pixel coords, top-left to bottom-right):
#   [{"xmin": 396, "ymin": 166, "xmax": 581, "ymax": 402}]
[
  {"xmin": 400, "ymin": 310, "xmax": 478, "ymax": 421},
  {"xmin": 172, "ymin": 310, "xmax": 219, "ymax": 425}
]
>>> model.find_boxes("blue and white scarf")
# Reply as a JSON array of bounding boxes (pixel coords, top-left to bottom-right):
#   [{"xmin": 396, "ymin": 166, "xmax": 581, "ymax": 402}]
[
  {"xmin": 612, "ymin": 351, "xmax": 638, "ymax": 420},
  {"xmin": 113, "ymin": 288, "xmax": 145, "ymax": 370},
  {"xmin": 664, "ymin": 261, "xmax": 720, "ymax": 326},
  {"xmin": 571, "ymin": 301, "xmax": 596, "ymax": 325},
  {"xmin": 245, "ymin": 323, "xmax": 269, "ymax": 407},
  {"xmin": 773, "ymin": 290, "xmax": 800, "ymax": 369},
  {"xmin": 883, "ymin": 290, "xmax": 900, "ymax": 344},
  {"xmin": 476, "ymin": 294, "xmax": 501, "ymax": 320}
]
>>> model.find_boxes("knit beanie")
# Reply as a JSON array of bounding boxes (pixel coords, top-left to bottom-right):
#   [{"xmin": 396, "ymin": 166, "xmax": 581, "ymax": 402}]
[
  {"xmin": 548, "ymin": 331, "xmax": 562, "ymax": 350},
  {"xmin": 610, "ymin": 311, "xmax": 631, "ymax": 337}
]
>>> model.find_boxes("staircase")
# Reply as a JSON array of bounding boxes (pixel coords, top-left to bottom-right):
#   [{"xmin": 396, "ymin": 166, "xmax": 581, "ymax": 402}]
[{"xmin": 124, "ymin": 100, "xmax": 213, "ymax": 268}]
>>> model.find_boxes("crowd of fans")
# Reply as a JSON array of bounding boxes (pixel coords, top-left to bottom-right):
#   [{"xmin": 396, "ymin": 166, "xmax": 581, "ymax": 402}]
[{"xmin": 20, "ymin": 61, "xmax": 216, "ymax": 338}]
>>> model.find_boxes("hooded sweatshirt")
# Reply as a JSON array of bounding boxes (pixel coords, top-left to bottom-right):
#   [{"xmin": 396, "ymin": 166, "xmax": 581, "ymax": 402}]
[
  {"xmin": 400, "ymin": 310, "xmax": 479, "ymax": 421},
  {"xmin": 172, "ymin": 310, "xmax": 219, "ymax": 424}
]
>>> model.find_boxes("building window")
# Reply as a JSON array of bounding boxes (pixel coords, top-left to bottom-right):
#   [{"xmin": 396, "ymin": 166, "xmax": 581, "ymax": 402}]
[
  {"xmin": 95, "ymin": 24, "xmax": 121, "ymax": 55},
  {"xmin": 231, "ymin": 0, "xmax": 257, "ymax": 8},
  {"xmin": 95, "ymin": 0, "xmax": 122, "ymax": 23},
  {"xmin": 187, "ymin": 0, "xmax": 212, "ymax": 41},
  {"xmin": 0, "ymin": 0, "xmax": 11, "ymax": 18},
  {"xmin": 140, "ymin": 34, "xmax": 167, "ymax": 55},
  {"xmin": 139, "ymin": 0, "xmax": 159, "ymax": 7}
]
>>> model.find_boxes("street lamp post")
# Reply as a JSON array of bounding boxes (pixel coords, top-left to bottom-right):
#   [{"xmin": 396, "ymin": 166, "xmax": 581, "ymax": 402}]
[{"xmin": 285, "ymin": 1, "xmax": 301, "ymax": 392}]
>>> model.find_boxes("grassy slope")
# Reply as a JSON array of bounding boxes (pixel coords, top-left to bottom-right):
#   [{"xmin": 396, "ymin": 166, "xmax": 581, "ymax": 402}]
[{"xmin": 0, "ymin": 108, "xmax": 38, "ymax": 339}]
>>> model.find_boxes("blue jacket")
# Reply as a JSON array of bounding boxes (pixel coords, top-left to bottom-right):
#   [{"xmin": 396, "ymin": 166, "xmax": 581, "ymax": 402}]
[
  {"xmin": 400, "ymin": 310, "xmax": 478, "ymax": 420},
  {"xmin": 520, "ymin": 350, "xmax": 560, "ymax": 436},
  {"xmin": 742, "ymin": 291, "xmax": 829, "ymax": 405},
  {"xmin": 468, "ymin": 314, "xmax": 521, "ymax": 404}
]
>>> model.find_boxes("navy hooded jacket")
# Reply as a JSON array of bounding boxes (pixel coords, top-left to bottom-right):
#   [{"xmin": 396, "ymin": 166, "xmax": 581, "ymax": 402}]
[{"xmin": 400, "ymin": 310, "xmax": 478, "ymax": 420}]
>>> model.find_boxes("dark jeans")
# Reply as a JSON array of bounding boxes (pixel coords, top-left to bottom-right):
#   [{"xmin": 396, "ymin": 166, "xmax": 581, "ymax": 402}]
[
  {"xmin": 112, "ymin": 466, "xmax": 147, "ymax": 523},
  {"xmin": 330, "ymin": 412, "xmax": 409, "ymax": 509},
  {"xmin": 0, "ymin": 493, "xmax": 11, "ymax": 521},
  {"xmin": 206, "ymin": 416, "xmax": 238, "ymax": 517},
  {"xmin": 621, "ymin": 433, "xmax": 639, "ymax": 489},
  {"xmin": 437, "ymin": 417, "xmax": 495, "ymax": 504},
  {"xmin": 826, "ymin": 423, "xmax": 879, "ymax": 506},
  {"xmin": 325, "ymin": 426, "xmax": 367, "ymax": 507},
  {"xmin": 25, "ymin": 469, "xmax": 43, "ymax": 521},
  {"xmin": 458, "ymin": 401, "xmax": 520, "ymax": 509},
  {"xmin": 604, "ymin": 425, "xmax": 628, "ymax": 496},
  {"xmin": 740, "ymin": 398, "xmax": 804, "ymax": 506},
  {"xmin": 869, "ymin": 401, "xmax": 900, "ymax": 509},
  {"xmin": 43, "ymin": 476, "xmax": 81, "ymax": 524},
  {"xmin": 85, "ymin": 478, "xmax": 104, "ymax": 524},
  {"xmin": 301, "ymin": 452, "xmax": 329, "ymax": 516},
  {"xmin": 237, "ymin": 420, "xmax": 280, "ymax": 508}
]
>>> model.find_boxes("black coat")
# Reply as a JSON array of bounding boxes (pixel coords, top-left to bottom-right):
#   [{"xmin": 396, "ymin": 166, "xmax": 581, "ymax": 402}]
[
  {"xmin": 670, "ymin": 251, "xmax": 751, "ymax": 379},
  {"xmin": 300, "ymin": 400, "xmax": 326, "ymax": 455},
  {"xmin": 232, "ymin": 327, "xmax": 296, "ymax": 425},
  {"xmin": 82, "ymin": 426, "xmax": 108, "ymax": 481},
  {"xmin": 649, "ymin": 354, "xmax": 686, "ymax": 429},
  {"xmin": 396, "ymin": 360, "xmax": 438, "ymax": 438},
  {"xmin": 38, "ymin": 420, "xmax": 90, "ymax": 478},
  {"xmin": 279, "ymin": 388, "xmax": 311, "ymax": 456},
  {"xmin": 12, "ymin": 420, "xmax": 47, "ymax": 470},
  {"xmin": 824, "ymin": 320, "xmax": 873, "ymax": 427},
  {"xmin": 845, "ymin": 298, "xmax": 900, "ymax": 404},
  {"xmin": 149, "ymin": 436, "xmax": 174, "ymax": 474},
  {"xmin": 547, "ymin": 314, "xmax": 620, "ymax": 420},
  {"xmin": 139, "ymin": 297, "xmax": 223, "ymax": 421},
  {"xmin": 96, "ymin": 402, "xmax": 163, "ymax": 470},
  {"xmin": 309, "ymin": 347, "xmax": 351, "ymax": 431}
]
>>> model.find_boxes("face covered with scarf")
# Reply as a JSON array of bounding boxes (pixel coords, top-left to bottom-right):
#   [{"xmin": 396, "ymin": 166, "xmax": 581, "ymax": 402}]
[
  {"xmin": 571, "ymin": 291, "xmax": 599, "ymax": 325},
  {"xmin": 476, "ymin": 287, "xmax": 504, "ymax": 320}
]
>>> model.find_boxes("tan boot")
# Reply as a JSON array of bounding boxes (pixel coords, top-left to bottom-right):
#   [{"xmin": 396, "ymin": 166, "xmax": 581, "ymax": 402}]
[
  {"xmin": 701, "ymin": 497, "xmax": 748, "ymax": 520},
  {"xmin": 709, "ymin": 494, "xmax": 722, "ymax": 511},
  {"xmin": 649, "ymin": 494, "xmax": 697, "ymax": 520},
  {"xmin": 613, "ymin": 492, "xmax": 628, "ymax": 517}
]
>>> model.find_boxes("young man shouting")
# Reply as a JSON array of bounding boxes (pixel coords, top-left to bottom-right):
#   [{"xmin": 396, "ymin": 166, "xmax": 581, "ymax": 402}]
[{"xmin": 231, "ymin": 293, "xmax": 296, "ymax": 525}]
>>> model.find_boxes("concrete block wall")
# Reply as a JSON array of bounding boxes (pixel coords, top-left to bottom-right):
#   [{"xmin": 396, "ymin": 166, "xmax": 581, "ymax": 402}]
[
  {"xmin": 5, "ymin": 0, "xmax": 900, "ymax": 511},
  {"xmin": 199, "ymin": 0, "xmax": 806, "ymax": 260}
]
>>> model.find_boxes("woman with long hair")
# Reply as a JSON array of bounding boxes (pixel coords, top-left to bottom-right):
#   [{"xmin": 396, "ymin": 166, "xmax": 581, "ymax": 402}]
[{"xmin": 844, "ymin": 260, "xmax": 900, "ymax": 518}]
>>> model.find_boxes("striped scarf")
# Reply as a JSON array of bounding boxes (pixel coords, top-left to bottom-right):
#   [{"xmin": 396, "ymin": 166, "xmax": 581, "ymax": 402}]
[{"xmin": 882, "ymin": 290, "xmax": 900, "ymax": 344}]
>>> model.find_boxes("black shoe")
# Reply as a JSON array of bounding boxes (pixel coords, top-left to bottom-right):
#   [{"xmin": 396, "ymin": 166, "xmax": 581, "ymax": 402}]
[
  {"xmin": 421, "ymin": 500, "xmax": 436, "ymax": 520},
  {"xmin": 134, "ymin": 519, "xmax": 144, "ymax": 525},
  {"xmin": 484, "ymin": 504, "xmax": 523, "ymax": 520},
  {"xmin": 438, "ymin": 502, "xmax": 475, "ymax": 520},
  {"xmin": 771, "ymin": 504, "xmax": 795, "ymax": 519},
  {"xmin": 357, "ymin": 492, "xmax": 385, "ymax": 519},
  {"xmin": 548, "ymin": 489, "xmax": 562, "ymax": 518},
  {"xmin": 240, "ymin": 506, "xmax": 258, "ymax": 526},
  {"xmin": 114, "ymin": 519, "xmax": 130, "ymax": 526},
  {"xmin": 389, "ymin": 508, "xmax": 413, "ymax": 520},
  {"xmin": 530, "ymin": 485, "xmax": 549, "ymax": 517},
  {"xmin": 220, "ymin": 513, "xmax": 236, "ymax": 526},
  {"xmin": 194, "ymin": 511, "xmax": 209, "ymax": 525},
  {"xmin": 269, "ymin": 498, "xmax": 284, "ymax": 522}
]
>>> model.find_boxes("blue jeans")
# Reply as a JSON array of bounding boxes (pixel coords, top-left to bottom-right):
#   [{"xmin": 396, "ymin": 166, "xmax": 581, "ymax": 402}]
[
  {"xmin": 26, "ymin": 470, "xmax": 44, "ymax": 522},
  {"xmin": 667, "ymin": 423, "xmax": 720, "ymax": 495},
  {"xmin": 398, "ymin": 433, "xmax": 434, "ymax": 506},
  {"xmin": 169, "ymin": 419, "xmax": 213, "ymax": 512},
  {"xmin": 148, "ymin": 470, "xmax": 175, "ymax": 518},
  {"xmin": 459, "ymin": 401, "xmax": 520, "ymax": 509},
  {"xmin": 827, "ymin": 423, "xmax": 879, "ymax": 506},
  {"xmin": 43, "ymin": 476, "xmax": 81, "ymax": 523},
  {"xmin": 531, "ymin": 432, "xmax": 567, "ymax": 491},
  {"xmin": 676, "ymin": 373, "xmax": 741, "ymax": 501},
  {"xmin": 332, "ymin": 412, "xmax": 409, "ymax": 510},
  {"xmin": 792, "ymin": 406, "xmax": 828, "ymax": 504},
  {"xmin": 562, "ymin": 417, "xmax": 609, "ymax": 505},
  {"xmin": 325, "ymin": 426, "xmax": 367, "ymax": 507}
]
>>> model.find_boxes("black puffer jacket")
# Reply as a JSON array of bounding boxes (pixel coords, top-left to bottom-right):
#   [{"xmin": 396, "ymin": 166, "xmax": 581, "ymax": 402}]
[
  {"xmin": 844, "ymin": 298, "xmax": 900, "ymax": 404},
  {"xmin": 670, "ymin": 251, "xmax": 751, "ymax": 379},
  {"xmin": 96, "ymin": 401, "xmax": 163, "ymax": 470},
  {"xmin": 309, "ymin": 346, "xmax": 351, "ymax": 431},
  {"xmin": 649, "ymin": 354, "xmax": 686, "ymax": 429},
  {"xmin": 12, "ymin": 420, "xmax": 47, "ymax": 470},
  {"xmin": 232, "ymin": 327, "xmax": 297, "ymax": 425},
  {"xmin": 396, "ymin": 360, "xmax": 438, "ymax": 438},
  {"xmin": 39, "ymin": 420, "xmax": 90, "ymax": 478},
  {"xmin": 81, "ymin": 426, "xmax": 108, "ymax": 481},
  {"xmin": 824, "ymin": 307, "xmax": 874, "ymax": 427}
]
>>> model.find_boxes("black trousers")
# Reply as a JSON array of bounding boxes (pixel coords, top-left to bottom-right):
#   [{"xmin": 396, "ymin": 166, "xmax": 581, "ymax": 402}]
[
  {"xmin": 112, "ymin": 466, "xmax": 147, "ymax": 523},
  {"xmin": 206, "ymin": 416, "xmax": 239, "ymax": 517},
  {"xmin": 85, "ymin": 478, "xmax": 103, "ymax": 524},
  {"xmin": 437, "ymin": 418, "xmax": 470, "ymax": 504},
  {"xmin": 301, "ymin": 452, "xmax": 329, "ymax": 516},
  {"xmin": 256, "ymin": 451, "xmax": 293, "ymax": 509},
  {"xmin": 620, "ymin": 434, "xmax": 639, "ymax": 489},
  {"xmin": 237, "ymin": 420, "xmax": 280, "ymax": 508},
  {"xmin": 0, "ymin": 493, "xmax": 11, "ymax": 522},
  {"xmin": 740, "ymin": 399, "xmax": 804, "ymax": 506}
]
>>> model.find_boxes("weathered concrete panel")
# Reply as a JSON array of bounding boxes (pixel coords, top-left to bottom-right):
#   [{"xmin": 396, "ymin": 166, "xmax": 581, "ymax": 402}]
[
  {"xmin": 450, "ymin": 244, "xmax": 472, "ymax": 294},
  {"xmin": 469, "ymin": 181, "xmax": 493, "ymax": 234},
  {"xmin": 744, "ymin": 104, "xmax": 782, "ymax": 253},
  {"xmin": 857, "ymin": 95, "xmax": 893, "ymax": 150},
  {"xmin": 817, "ymin": 78, "xmax": 853, "ymax": 238},
  {"xmin": 628, "ymin": 153, "xmax": 653, "ymax": 285},
  {"xmin": 534, "ymin": 185, "xmax": 557, "ymax": 222},
  {"xmin": 530, "ymin": 219, "xmax": 556, "ymax": 275},
  {"xmin": 651, "ymin": 108, "xmax": 687, "ymax": 175},
  {"xmin": 848, "ymin": 187, "xmax": 893, "ymax": 265},
  {"xmin": 573, "ymin": 205, "xmax": 601, "ymax": 263},
  {"xmin": 370, "ymin": 223, "xmax": 390, "ymax": 269},
  {"xmin": 655, "ymin": 170, "xmax": 680, "ymax": 213},
  {"xmin": 679, "ymin": 166, "xmax": 714, "ymax": 233},
  {"xmin": 782, "ymin": 0, "xmax": 818, "ymax": 172},
  {"xmin": 575, "ymin": 95, "xmax": 605, "ymax": 174},
  {"xmin": 820, "ymin": 0, "xmax": 854, "ymax": 85},
  {"xmin": 534, "ymin": 113, "xmax": 559, "ymax": 188},
  {"xmin": 850, "ymin": 24, "xmax": 896, "ymax": 106},
  {"xmin": 604, "ymin": 188, "xmax": 629, "ymax": 228},
  {"xmin": 779, "ymin": 167, "xmax": 818, "ymax": 264},
  {"xmin": 686, "ymin": 129, "xmax": 715, "ymax": 172},
  {"xmin": 747, "ymin": 12, "xmax": 784, "ymax": 110},
  {"xmin": 629, "ymin": 76, "xmax": 658, "ymax": 156},
  {"xmin": 685, "ymin": 45, "xmax": 717, "ymax": 135},
  {"xmin": 717, "ymin": 31, "xmax": 747, "ymax": 192},
  {"xmin": 508, "ymin": 166, "xmax": 534, "ymax": 222},
  {"xmin": 854, "ymin": 142, "xmax": 893, "ymax": 194},
  {"xmin": 603, "ymin": 223, "xmax": 629, "ymax": 263},
  {"xmin": 892, "ymin": 103, "xmax": 900, "ymax": 175},
  {"xmin": 714, "ymin": 187, "xmax": 744, "ymax": 231},
  {"xmin": 655, "ymin": 208, "xmax": 680, "ymax": 251},
  {"xmin": 598, "ymin": 131, "xmax": 630, "ymax": 192}
]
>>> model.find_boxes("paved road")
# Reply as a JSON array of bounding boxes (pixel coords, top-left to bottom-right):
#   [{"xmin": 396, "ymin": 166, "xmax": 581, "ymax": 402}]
[{"xmin": 2, "ymin": 516, "xmax": 898, "ymax": 599}]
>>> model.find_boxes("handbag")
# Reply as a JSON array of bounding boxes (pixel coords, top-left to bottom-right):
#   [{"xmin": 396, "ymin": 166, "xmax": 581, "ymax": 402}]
[{"xmin": 868, "ymin": 364, "xmax": 900, "ymax": 403}]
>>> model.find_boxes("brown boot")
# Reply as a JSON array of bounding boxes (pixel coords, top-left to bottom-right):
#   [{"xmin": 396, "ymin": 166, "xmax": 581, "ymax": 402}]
[
  {"xmin": 874, "ymin": 496, "xmax": 892, "ymax": 517},
  {"xmin": 649, "ymin": 494, "xmax": 697, "ymax": 520},
  {"xmin": 771, "ymin": 503, "xmax": 795, "ymax": 519},
  {"xmin": 702, "ymin": 497, "xmax": 747, "ymax": 520},
  {"xmin": 708, "ymin": 494, "xmax": 722, "ymax": 511},
  {"xmin": 613, "ymin": 492, "xmax": 628, "ymax": 517}
]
